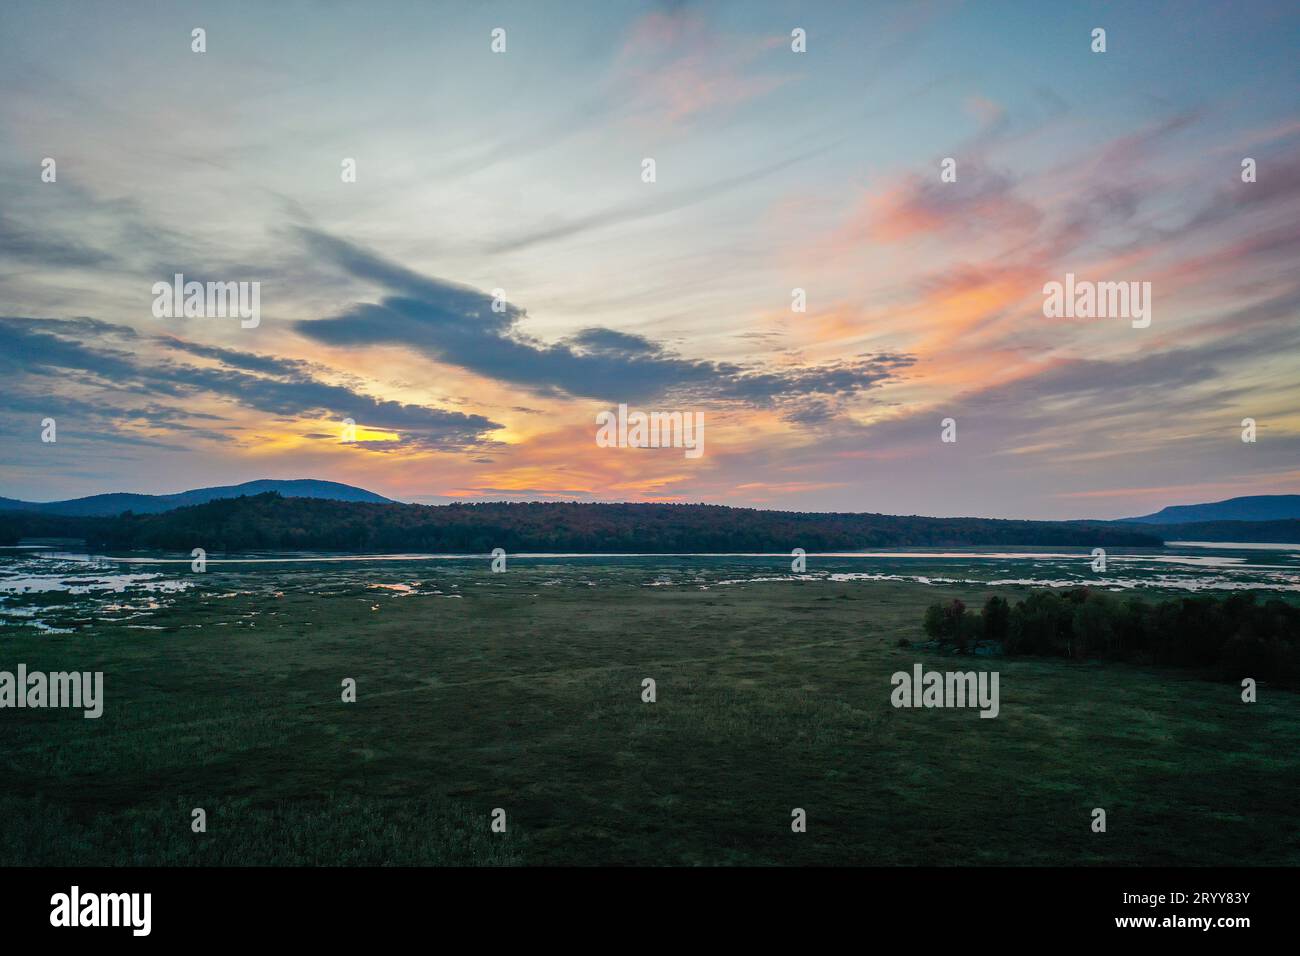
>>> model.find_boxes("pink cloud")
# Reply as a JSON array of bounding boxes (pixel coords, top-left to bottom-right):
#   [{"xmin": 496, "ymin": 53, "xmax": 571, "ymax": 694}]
[{"xmin": 612, "ymin": 10, "xmax": 792, "ymax": 131}]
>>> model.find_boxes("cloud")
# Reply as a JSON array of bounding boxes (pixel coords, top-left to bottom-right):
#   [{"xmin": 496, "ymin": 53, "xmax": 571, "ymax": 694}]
[
  {"xmin": 844, "ymin": 163, "xmax": 1043, "ymax": 245},
  {"xmin": 0, "ymin": 317, "xmax": 502, "ymax": 453},
  {"xmin": 1185, "ymin": 152, "xmax": 1300, "ymax": 232},
  {"xmin": 485, "ymin": 143, "xmax": 836, "ymax": 254},
  {"xmin": 0, "ymin": 214, "xmax": 114, "ymax": 269},
  {"xmin": 295, "ymin": 228, "xmax": 913, "ymax": 414},
  {"xmin": 611, "ymin": 7, "xmax": 791, "ymax": 130}
]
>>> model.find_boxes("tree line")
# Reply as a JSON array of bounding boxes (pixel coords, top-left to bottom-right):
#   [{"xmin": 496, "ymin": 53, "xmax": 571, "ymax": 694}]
[
  {"xmin": 922, "ymin": 588, "xmax": 1300, "ymax": 683},
  {"xmin": 0, "ymin": 491, "xmax": 1164, "ymax": 552}
]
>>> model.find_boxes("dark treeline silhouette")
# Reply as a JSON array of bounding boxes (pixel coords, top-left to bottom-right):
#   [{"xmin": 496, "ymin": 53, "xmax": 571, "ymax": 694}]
[
  {"xmin": 923, "ymin": 589, "xmax": 1300, "ymax": 683},
  {"xmin": 1100, "ymin": 517, "xmax": 1300, "ymax": 543},
  {"xmin": 0, "ymin": 491, "xmax": 1165, "ymax": 552}
]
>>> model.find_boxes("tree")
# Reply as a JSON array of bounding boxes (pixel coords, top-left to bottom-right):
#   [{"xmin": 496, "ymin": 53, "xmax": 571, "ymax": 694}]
[
  {"xmin": 944, "ymin": 599, "xmax": 968, "ymax": 650},
  {"xmin": 923, "ymin": 603, "xmax": 945, "ymax": 639},
  {"xmin": 982, "ymin": 595, "xmax": 1010, "ymax": 643},
  {"xmin": 1072, "ymin": 599, "xmax": 1114, "ymax": 660}
]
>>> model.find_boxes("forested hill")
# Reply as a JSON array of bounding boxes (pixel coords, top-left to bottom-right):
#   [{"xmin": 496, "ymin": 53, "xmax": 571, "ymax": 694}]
[
  {"xmin": 0, "ymin": 478, "xmax": 391, "ymax": 516},
  {"xmin": 0, "ymin": 492, "xmax": 1164, "ymax": 552}
]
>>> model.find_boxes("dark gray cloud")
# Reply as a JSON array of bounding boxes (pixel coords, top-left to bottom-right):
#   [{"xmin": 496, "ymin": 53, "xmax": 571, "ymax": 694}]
[
  {"xmin": 295, "ymin": 228, "xmax": 913, "ymax": 414},
  {"xmin": 0, "ymin": 317, "xmax": 502, "ymax": 452},
  {"xmin": 0, "ymin": 214, "xmax": 113, "ymax": 269}
]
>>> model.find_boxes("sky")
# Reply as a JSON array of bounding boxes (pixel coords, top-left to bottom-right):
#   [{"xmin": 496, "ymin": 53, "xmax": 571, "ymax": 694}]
[{"xmin": 1, "ymin": 0, "xmax": 1298, "ymax": 519}]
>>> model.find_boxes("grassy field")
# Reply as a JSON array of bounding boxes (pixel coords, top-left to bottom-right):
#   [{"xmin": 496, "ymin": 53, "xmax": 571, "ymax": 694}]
[{"xmin": 3, "ymin": 574, "xmax": 1298, "ymax": 866}]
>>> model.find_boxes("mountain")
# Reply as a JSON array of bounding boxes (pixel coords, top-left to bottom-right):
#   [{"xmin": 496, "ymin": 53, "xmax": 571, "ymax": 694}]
[
  {"xmin": 1123, "ymin": 495, "xmax": 1300, "ymax": 524},
  {"xmin": 0, "ymin": 479, "xmax": 392, "ymax": 517},
  {"xmin": 0, "ymin": 492, "xmax": 1165, "ymax": 551}
]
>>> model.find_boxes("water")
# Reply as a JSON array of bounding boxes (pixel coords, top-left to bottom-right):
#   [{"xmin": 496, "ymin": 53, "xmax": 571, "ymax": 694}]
[{"xmin": 3, "ymin": 544, "xmax": 1299, "ymax": 634}]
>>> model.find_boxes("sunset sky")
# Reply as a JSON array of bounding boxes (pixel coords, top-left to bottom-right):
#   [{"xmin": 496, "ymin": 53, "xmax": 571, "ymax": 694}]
[{"xmin": 2, "ymin": 0, "xmax": 1298, "ymax": 518}]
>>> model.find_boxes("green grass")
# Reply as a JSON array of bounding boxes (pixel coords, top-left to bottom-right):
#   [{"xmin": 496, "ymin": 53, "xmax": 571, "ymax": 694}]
[{"xmin": 2, "ymin": 576, "xmax": 1298, "ymax": 865}]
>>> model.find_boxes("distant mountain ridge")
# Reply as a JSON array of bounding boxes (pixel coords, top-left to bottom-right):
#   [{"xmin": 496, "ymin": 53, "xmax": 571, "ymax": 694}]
[
  {"xmin": 0, "ymin": 479, "xmax": 392, "ymax": 517},
  {"xmin": 1123, "ymin": 495, "xmax": 1300, "ymax": 524}
]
